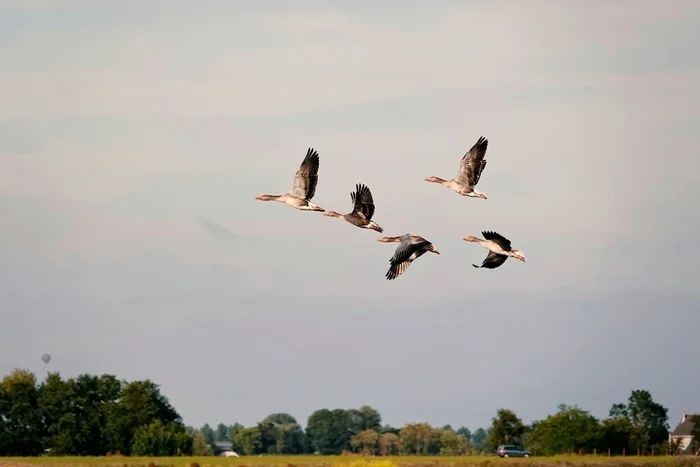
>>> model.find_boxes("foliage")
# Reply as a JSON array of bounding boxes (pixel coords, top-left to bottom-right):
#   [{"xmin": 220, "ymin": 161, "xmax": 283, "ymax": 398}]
[
  {"xmin": 2, "ymin": 455, "xmax": 700, "ymax": 467},
  {"xmin": 484, "ymin": 408, "xmax": 525, "ymax": 451},
  {"xmin": 0, "ymin": 368, "xmax": 679, "ymax": 458}
]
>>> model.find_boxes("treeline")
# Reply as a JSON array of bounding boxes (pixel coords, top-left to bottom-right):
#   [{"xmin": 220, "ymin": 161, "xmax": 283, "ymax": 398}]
[{"xmin": 0, "ymin": 369, "xmax": 688, "ymax": 457}]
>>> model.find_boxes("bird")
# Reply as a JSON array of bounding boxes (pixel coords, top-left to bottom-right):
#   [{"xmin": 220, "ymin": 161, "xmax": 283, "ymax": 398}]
[
  {"xmin": 323, "ymin": 183, "xmax": 383, "ymax": 232},
  {"xmin": 424, "ymin": 136, "xmax": 489, "ymax": 199},
  {"xmin": 380, "ymin": 233, "xmax": 439, "ymax": 280},
  {"xmin": 463, "ymin": 230, "xmax": 526, "ymax": 269},
  {"xmin": 255, "ymin": 147, "xmax": 325, "ymax": 212}
]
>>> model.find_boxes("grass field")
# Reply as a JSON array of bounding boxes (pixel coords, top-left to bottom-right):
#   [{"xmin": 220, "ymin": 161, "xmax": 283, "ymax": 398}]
[{"xmin": 0, "ymin": 456, "xmax": 696, "ymax": 467}]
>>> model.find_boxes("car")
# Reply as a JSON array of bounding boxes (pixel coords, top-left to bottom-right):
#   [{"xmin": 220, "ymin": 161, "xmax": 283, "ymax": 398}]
[{"xmin": 497, "ymin": 444, "xmax": 531, "ymax": 457}]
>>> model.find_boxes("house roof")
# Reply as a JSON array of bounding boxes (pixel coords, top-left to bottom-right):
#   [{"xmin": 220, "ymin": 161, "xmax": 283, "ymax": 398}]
[{"xmin": 671, "ymin": 414, "xmax": 699, "ymax": 437}]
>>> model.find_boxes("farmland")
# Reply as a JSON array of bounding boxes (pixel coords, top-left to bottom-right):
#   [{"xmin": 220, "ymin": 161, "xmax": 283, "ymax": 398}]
[{"xmin": 0, "ymin": 456, "xmax": 696, "ymax": 467}]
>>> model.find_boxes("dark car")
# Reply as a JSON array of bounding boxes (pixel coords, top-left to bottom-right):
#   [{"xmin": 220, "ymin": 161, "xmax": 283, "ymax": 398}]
[{"xmin": 497, "ymin": 444, "xmax": 531, "ymax": 457}]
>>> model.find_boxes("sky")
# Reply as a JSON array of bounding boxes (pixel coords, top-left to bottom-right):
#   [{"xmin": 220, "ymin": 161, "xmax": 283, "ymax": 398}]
[{"xmin": 1, "ymin": 0, "xmax": 699, "ymax": 433}]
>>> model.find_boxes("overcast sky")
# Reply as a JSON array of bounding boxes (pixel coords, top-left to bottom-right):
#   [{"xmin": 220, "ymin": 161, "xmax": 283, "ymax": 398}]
[{"xmin": 2, "ymin": 0, "xmax": 699, "ymax": 432}]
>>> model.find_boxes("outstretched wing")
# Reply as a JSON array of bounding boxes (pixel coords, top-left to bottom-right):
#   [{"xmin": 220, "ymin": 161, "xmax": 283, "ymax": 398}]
[
  {"xmin": 290, "ymin": 147, "xmax": 320, "ymax": 200},
  {"xmin": 473, "ymin": 250, "xmax": 508, "ymax": 269},
  {"xmin": 455, "ymin": 136, "xmax": 488, "ymax": 187},
  {"xmin": 350, "ymin": 183, "xmax": 375, "ymax": 220},
  {"xmin": 482, "ymin": 230, "xmax": 512, "ymax": 251},
  {"xmin": 386, "ymin": 238, "xmax": 432, "ymax": 280}
]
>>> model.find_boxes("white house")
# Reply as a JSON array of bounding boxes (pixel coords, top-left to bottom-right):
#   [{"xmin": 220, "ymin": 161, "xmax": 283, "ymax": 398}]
[{"xmin": 669, "ymin": 412, "xmax": 699, "ymax": 455}]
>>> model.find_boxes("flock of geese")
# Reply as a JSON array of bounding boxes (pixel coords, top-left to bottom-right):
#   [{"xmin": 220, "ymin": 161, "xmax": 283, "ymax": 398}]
[{"xmin": 255, "ymin": 137, "xmax": 526, "ymax": 281}]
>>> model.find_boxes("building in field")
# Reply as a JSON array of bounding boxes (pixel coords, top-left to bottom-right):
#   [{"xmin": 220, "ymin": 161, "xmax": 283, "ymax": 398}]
[
  {"xmin": 213, "ymin": 441, "xmax": 239, "ymax": 457},
  {"xmin": 669, "ymin": 412, "xmax": 699, "ymax": 455}
]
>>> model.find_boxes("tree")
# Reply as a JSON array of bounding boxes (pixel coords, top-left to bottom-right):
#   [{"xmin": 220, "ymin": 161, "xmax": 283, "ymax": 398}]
[
  {"xmin": 524, "ymin": 404, "xmax": 600, "ymax": 455},
  {"xmin": 306, "ymin": 408, "xmax": 354, "ymax": 454},
  {"xmin": 131, "ymin": 420, "xmax": 192, "ymax": 456},
  {"xmin": 379, "ymin": 432, "xmax": 400, "ymax": 456},
  {"xmin": 399, "ymin": 422, "xmax": 439, "ymax": 455},
  {"xmin": 102, "ymin": 379, "xmax": 182, "ymax": 455},
  {"xmin": 214, "ymin": 423, "xmax": 230, "ymax": 441},
  {"xmin": 437, "ymin": 428, "xmax": 471, "ymax": 455},
  {"xmin": 192, "ymin": 432, "xmax": 213, "ymax": 456},
  {"xmin": 351, "ymin": 429, "xmax": 380, "ymax": 455},
  {"xmin": 484, "ymin": 409, "xmax": 525, "ymax": 451},
  {"xmin": 456, "ymin": 426, "xmax": 471, "ymax": 440},
  {"xmin": 0, "ymin": 369, "xmax": 44, "ymax": 455},
  {"xmin": 199, "ymin": 423, "xmax": 215, "ymax": 444},
  {"xmin": 276, "ymin": 423, "xmax": 308, "ymax": 454},
  {"xmin": 609, "ymin": 390, "xmax": 669, "ymax": 452},
  {"xmin": 599, "ymin": 416, "xmax": 634, "ymax": 455},
  {"xmin": 688, "ymin": 416, "xmax": 700, "ymax": 455},
  {"xmin": 234, "ymin": 426, "xmax": 262, "ymax": 455},
  {"xmin": 471, "ymin": 427, "xmax": 487, "ymax": 451}
]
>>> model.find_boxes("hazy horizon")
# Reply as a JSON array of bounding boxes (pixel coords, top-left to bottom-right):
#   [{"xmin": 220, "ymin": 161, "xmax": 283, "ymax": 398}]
[{"xmin": 2, "ymin": 0, "xmax": 699, "ymax": 431}]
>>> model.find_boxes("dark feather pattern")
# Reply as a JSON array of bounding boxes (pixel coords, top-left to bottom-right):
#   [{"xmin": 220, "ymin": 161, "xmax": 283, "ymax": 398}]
[
  {"xmin": 290, "ymin": 147, "xmax": 320, "ymax": 200},
  {"xmin": 385, "ymin": 235, "xmax": 433, "ymax": 280},
  {"xmin": 482, "ymin": 230, "xmax": 512, "ymax": 251},
  {"xmin": 350, "ymin": 183, "xmax": 376, "ymax": 220},
  {"xmin": 473, "ymin": 250, "xmax": 508, "ymax": 269},
  {"xmin": 455, "ymin": 136, "xmax": 488, "ymax": 187}
]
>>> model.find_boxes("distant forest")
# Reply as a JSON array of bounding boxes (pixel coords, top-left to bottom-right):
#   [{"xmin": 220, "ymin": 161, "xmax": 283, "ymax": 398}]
[{"xmin": 0, "ymin": 369, "xmax": 691, "ymax": 457}]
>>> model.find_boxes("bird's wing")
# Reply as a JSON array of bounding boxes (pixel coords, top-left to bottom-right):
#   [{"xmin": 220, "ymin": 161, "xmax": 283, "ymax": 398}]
[
  {"xmin": 389, "ymin": 238, "xmax": 432, "ymax": 267},
  {"xmin": 482, "ymin": 230, "xmax": 512, "ymax": 251},
  {"xmin": 350, "ymin": 183, "xmax": 375, "ymax": 220},
  {"xmin": 473, "ymin": 250, "xmax": 508, "ymax": 269},
  {"xmin": 454, "ymin": 136, "xmax": 488, "ymax": 187},
  {"xmin": 289, "ymin": 148, "xmax": 320, "ymax": 200},
  {"xmin": 385, "ymin": 260, "xmax": 412, "ymax": 280}
]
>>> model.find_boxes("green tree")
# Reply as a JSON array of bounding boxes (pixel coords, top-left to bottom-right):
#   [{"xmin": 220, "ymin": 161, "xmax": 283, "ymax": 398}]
[
  {"xmin": 456, "ymin": 426, "xmax": 471, "ymax": 439},
  {"xmin": 276, "ymin": 423, "xmax": 308, "ymax": 454},
  {"xmin": 471, "ymin": 427, "xmax": 487, "ymax": 451},
  {"xmin": 102, "ymin": 379, "xmax": 182, "ymax": 455},
  {"xmin": 0, "ymin": 369, "xmax": 44, "ymax": 455},
  {"xmin": 437, "ymin": 428, "xmax": 471, "ymax": 455},
  {"xmin": 131, "ymin": 420, "xmax": 193, "ymax": 456},
  {"xmin": 399, "ymin": 422, "xmax": 439, "ymax": 455},
  {"xmin": 379, "ymin": 432, "xmax": 400, "ymax": 455},
  {"xmin": 234, "ymin": 426, "xmax": 262, "ymax": 455},
  {"xmin": 38, "ymin": 373, "xmax": 78, "ymax": 455},
  {"xmin": 192, "ymin": 431, "xmax": 213, "ymax": 456},
  {"xmin": 199, "ymin": 423, "xmax": 215, "ymax": 444},
  {"xmin": 484, "ymin": 409, "xmax": 525, "ymax": 452},
  {"xmin": 214, "ymin": 422, "xmax": 230, "ymax": 441},
  {"xmin": 348, "ymin": 406, "xmax": 382, "ymax": 433},
  {"xmin": 609, "ymin": 389, "xmax": 669, "ymax": 452},
  {"xmin": 599, "ymin": 416, "xmax": 633, "ymax": 455},
  {"xmin": 351, "ymin": 429, "xmax": 380, "ymax": 455},
  {"xmin": 306, "ymin": 408, "xmax": 351, "ymax": 454},
  {"xmin": 524, "ymin": 404, "xmax": 600, "ymax": 455}
]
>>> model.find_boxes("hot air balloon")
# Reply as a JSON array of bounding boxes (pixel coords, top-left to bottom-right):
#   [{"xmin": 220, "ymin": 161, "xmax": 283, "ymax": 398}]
[{"xmin": 41, "ymin": 353, "xmax": 51, "ymax": 364}]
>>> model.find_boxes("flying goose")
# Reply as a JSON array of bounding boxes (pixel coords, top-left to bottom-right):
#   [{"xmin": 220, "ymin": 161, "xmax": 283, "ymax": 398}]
[
  {"xmin": 324, "ymin": 183, "xmax": 383, "ymax": 232},
  {"xmin": 463, "ymin": 230, "xmax": 525, "ymax": 269},
  {"xmin": 255, "ymin": 147, "xmax": 325, "ymax": 212},
  {"xmin": 379, "ymin": 233, "xmax": 439, "ymax": 280},
  {"xmin": 425, "ymin": 136, "xmax": 489, "ymax": 199}
]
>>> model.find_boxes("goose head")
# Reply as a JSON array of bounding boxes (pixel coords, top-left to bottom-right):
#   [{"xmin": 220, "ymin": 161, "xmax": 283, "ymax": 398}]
[
  {"xmin": 462, "ymin": 236, "xmax": 480, "ymax": 243},
  {"xmin": 511, "ymin": 249, "xmax": 526, "ymax": 262}
]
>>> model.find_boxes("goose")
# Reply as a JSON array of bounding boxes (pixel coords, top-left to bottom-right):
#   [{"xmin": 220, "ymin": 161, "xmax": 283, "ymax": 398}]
[
  {"xmin": 424, "ymin": 136, "xmax": 489, "ymax": 199},
  {"xmin": 255, "ymin": 147, "xmax": 325, "ymax": 212},
  {"xmin": 379, "ymin": 234, "xmax": 439, "ymax": 280},
  {"xmin": 324, "ymin": 183, "xmax": 383, "ymax": 232},
  {"xmin": 463, "ymin": 230, "xmax": 526, "ymax": 269}
]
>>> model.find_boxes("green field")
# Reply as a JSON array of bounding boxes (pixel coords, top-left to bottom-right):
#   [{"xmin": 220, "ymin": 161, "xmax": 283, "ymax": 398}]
[{"xmin": 0, "ymin": 456, "xmax": 695, "ymax": 467}]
